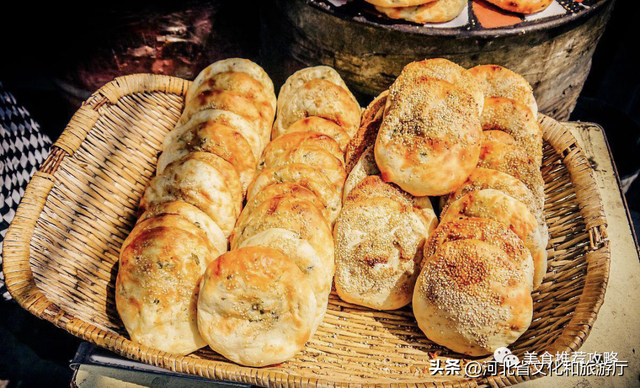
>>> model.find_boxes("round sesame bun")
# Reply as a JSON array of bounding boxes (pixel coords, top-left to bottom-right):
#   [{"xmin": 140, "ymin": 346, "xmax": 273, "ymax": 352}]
[
  {"xmin": 258, "ymin": 132, "xmax": 343, "ymax": 172},
  {"xmin": 481, "ymin": 97, "xmax": 543, "ymax": 166},
  {"xmin": 469, "ymin": 65, "xmax": 538, "ymax": 119},
  {"xmin": 375, "ymin": 0, "xmax": 467, "ymax": 24},
  {"xmin": 441, "ymin": 189, "xmax": 547, "ymax": 289},
  {"xmin": 197, "ymin": 246, "xmax": 316, "ymax": 367},
  {"xmin": 116, "ymin": 215, "xmax": 219, "ymax": 355},
  {"xmin": 246, "ymin": 164, "xmax": 342, "ymax": 224},
  {"xmin": 484, "ymin": 0, "xmax": 552, "ymax": 14},
  {"xmin": 424, "ymin": 218, "xmax": 534, "ymax": 291},
  {"xmin": 242, "ymin": 182, "xmax": 329, "ymax": 222},
  {"xmin": 375, "ymin": 77, "xmax": 482, "ymax": 196},
  {"xmin": 274, "ymin": 79, "xmax": 361, "ymax": 139},
  {"xmin": 334, "ymin": 198, "xmax": 429, "ymax": 310},
  {"xmin": 238, "ymin": 228, "xmax": 333, "ymax": 334},
  {"xmin": 285, "ymin": 117, "xmax": 351, "ymax": 152},
  {"xmin": 347, "ymin": 175, "xmax": 439, "ymax": 234},
  {"xmin": 139, "ymin": 153, "xmax": 241, "ymax": 238},
  {"xmin": 479, "ymin": 133, "xmax": 545, "ymax": 210},
  {"xmin": 393, "ymin": 59, "xmax": 484, "ymax": 114},
  {"xmin": 157, "ymin": 121, "xmax": 256, "ymax": 193},
  {"xmin": 230, "ymin": 195, "xmax": 334, "ymax": 273},
  {"xmin": 138, "ymin": 201, "xmax": 228, "ymax": 255},
  {"xmin": 444, "ymin": 168, "xmax": 548, "ymax": 250},
  {"xmin": 413, "ymin": 239, "xmax": 533, "ymax": 356}
]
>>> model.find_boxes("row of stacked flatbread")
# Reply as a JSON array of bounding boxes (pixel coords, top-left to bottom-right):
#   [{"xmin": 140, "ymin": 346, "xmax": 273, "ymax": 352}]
[
  {"xmin": 115, "ymin": 59, "xmax": 276, "ymax": 355},
  {"xmin": 334, "ymin": 58, "xmax": 547, "ymax": 356},
  {"xmin": 216, "ymin": 67, "xmax": 360, "ymax": 366},
  {"xmin": 115, "ymin": 59, "xmax": 362, "ymax": 367},
  {"xmin": 365, "ymin": 0, "xmax": 553, "ymax": 24}
]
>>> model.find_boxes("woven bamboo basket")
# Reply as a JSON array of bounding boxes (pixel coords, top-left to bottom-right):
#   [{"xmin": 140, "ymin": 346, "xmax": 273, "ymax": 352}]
[{"xmin": 2, "ymin": 74, "xmax": 610, "ymax": 387}]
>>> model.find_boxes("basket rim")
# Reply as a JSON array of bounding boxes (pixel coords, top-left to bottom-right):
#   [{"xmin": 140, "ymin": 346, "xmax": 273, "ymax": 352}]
[{"xmin": 2, "ymin": 73, "xmax": 611, "ymax": 388}]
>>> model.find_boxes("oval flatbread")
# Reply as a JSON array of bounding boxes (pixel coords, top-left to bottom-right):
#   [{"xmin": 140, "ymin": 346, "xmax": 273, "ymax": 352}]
[
  {"xmin": 440, "ymin": 189, "xmax": 547, "ymax": 289},
  {"xmin": 484, "ymin": 0, "xmax": 552, "ymax": 14},
  {"xmin": 158, "ymin": 121, "xmax": 256, "ymax": 193},
  {"xmin": 247, "ymin": 164, "xmax": 342, "ymax": 224},
  {"xmin": 413, "ymin": 239, "xmax": 532, "ymax": 356},
  {"xmin": 424, "ymin": 217, "xmax": 535, "ymax": 290},
  {"xmin": 393, "ymin": 58, "xmax": 484, "ymax": 114},
  {"xmin": 117, "ymin": 216, "xmax": 219, "ymax": 355},
  {"xmin": 230, "ymin": 195, "xmax": 334, "ymax": 270},
  {"xmin": 334, "ymin": 197, "xmax": 428, "ymax": 310},
  {"xmin": 469, "ymin": 64, "xmax": 538, "ymax": 119},
  {"xmin": 138, "ymin": 201, "xmax": 228, "ymax": 254},
  {"xmin": 165, "ymin": 109, "xmax": 263, "ymax": 159},
  {"xmin": 375, "ymin": 0, "xmax": 467, "ymax": 24},
  {"xmin": 375, "ymin": 77, "xmax": 482, "ymax": 196},
  {"xmin": 274, "ymin": 79, "xmax": 361, "ymax": 139},
  {"xmin": 239, "ymin": 228, "xmax": 333, "ymax": 333},
  {"xmin": 284, "ymin": 116, "xmax": 351, "ymax": 152},
  {"xmin": 139, "ymin": 153, "xmax": 240, "ymax": 237},
  {"xmin": 187, "ymin": 71, "xmax": 275, "ymax": 127},
  {"xmin": 186, "ymin": 58, "xmax": 274, "ymax": 105},
  {"xmin": 197, "ymin": 246, "xmax": 316, "ymax": 367}
]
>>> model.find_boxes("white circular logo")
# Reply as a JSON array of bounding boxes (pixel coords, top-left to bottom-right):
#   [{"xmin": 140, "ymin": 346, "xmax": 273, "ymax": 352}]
[{"xmin": 494, "ymin": 347, "xmax": 512, "ymax": 362}]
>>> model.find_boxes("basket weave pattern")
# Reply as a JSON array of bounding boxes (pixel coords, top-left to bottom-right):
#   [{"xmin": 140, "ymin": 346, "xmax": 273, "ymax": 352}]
[{"xmin": 2, "ymin": 74, "xmax": 610, "ymax": 387}]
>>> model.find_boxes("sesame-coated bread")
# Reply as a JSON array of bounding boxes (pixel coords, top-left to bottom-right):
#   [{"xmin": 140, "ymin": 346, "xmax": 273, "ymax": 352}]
[
  {"xmin": 424, "ymin": 218, "xmax": 534, "ymax": 290},
  {"xmin": 375, "ymin": 77, "xmax": 482, "ymax": 196},
  {"xmin": 441, "ymin": 189, "xmax": 547, "ymax": 289},
  {"xmin": 444, "ymin": 168, "xmax": 548, "ymax": 249},
  {"xmin": 413, "ymin": 239, "xmax": 533, "ymax": 356},
  {"xmin": 481, "ymin": 97, "xmax": 543, "ymax": 166},
  {"xmin": 478, "ymin": 133, "xmax": 545, "ymax": 209},
  {"xmin": 334, "ymin": 197, "xmax": 429, "ymax": 310},
  {"xmin": 392, "ymin": 59, "xmax": 485, "ymax": 114},
  {"xmin": 347, "ymin": 175, "xmax": 439, "ymax": 234}
]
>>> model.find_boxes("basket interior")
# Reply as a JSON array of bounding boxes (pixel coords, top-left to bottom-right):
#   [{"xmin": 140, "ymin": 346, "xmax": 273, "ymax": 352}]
[{"xmin": 28, "ymin": 89, "xmax": 594, "ymax": 384}]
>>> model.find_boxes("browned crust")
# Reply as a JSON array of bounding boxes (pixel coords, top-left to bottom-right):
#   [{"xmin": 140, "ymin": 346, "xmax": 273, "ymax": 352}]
[{"xmin": 345, "ymin": 91, "xmax": 388, "ymax": 174}]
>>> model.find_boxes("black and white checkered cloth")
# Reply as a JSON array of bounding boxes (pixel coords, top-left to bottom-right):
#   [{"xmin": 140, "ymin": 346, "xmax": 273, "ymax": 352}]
[{"xmin": 0, "ymin": 82, "xmax": 51, "ymax": 300}]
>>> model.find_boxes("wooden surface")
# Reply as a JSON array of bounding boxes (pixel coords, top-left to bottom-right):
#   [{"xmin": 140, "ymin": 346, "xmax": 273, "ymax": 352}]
[{"xmin": 71, "ymin": 122, "xmax": 638, "ymax": 387}]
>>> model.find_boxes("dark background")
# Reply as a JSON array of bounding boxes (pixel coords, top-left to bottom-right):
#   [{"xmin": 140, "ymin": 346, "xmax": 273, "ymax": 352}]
[{"xmin": 1, "ymin": 1, "xmax": 639, "ymax": 387}]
